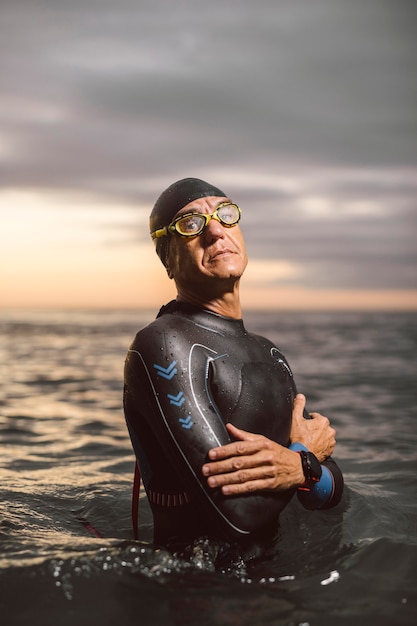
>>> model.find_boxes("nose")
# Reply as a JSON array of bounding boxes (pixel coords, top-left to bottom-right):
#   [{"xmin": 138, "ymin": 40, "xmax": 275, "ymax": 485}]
[{"xmin": 203, "ymin": 214, "xmax": 225, "ymax": 243}]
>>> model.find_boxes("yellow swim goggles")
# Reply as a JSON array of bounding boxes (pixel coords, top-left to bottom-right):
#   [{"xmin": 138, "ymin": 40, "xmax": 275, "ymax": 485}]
[{"xmin": 151, "ymin": 202, "xmax": 242, "ymax": 239}]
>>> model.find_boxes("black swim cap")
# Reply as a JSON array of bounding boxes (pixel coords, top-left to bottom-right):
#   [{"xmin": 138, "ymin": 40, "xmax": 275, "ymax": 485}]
[{"xmin": 149, "ymin": 177, "xmax": 227, "ymax": 267}]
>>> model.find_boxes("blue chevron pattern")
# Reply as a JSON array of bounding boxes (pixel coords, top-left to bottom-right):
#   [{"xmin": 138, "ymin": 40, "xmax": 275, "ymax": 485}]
[
  {"xmin": 153, "ymin": 360, "xmax": 177, "ymax": 380},
  {"xmin": 179, "ymin": 415, "xmax": 193, "ymax": 429},
  {"xmin": 167, "ymin": 391, "xmax": 185, "ymax": 407}
]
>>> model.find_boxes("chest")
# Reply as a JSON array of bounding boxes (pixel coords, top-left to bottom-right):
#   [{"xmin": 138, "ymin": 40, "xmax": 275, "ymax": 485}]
[{"xmin": 205, "ymin": 335, "xmax": 295, "ymax": 443}]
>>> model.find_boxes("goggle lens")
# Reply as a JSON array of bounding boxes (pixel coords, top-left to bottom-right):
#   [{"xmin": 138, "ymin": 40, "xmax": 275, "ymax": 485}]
[
  {"xmin": 173, "ymin": 203, "xmax": 241, "ymax": 237},
  {"xmin": 175, "ymin": 214, "xmax": 206, "ymax": 236}
]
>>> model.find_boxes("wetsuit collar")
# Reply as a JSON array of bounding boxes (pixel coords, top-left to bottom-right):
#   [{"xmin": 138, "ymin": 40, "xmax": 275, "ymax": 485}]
[{"xmin": 156, "ymin": 300, "xmax": 247, "ymax": 337}]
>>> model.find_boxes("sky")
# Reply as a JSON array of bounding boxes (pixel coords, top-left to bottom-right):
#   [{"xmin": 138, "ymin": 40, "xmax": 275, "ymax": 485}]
[{"xmin": 1, "ymin": 0, "xmax": 416, "ymax": 311}]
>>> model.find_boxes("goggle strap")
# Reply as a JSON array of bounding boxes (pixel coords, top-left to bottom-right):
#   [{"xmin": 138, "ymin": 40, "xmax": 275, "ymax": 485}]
[{"xmin": 151, "ymin": 226, "xmax": 168, "ymax": 240}]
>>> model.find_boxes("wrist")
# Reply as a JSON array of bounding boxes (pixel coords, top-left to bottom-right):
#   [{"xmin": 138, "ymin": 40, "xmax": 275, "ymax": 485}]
[
  {"xmin": 289, "ymin": 442, "xmax": 309, "ymax": 453},
  {"xmin": 289, "ymin": 443, "xmax": 335, "ymax": 508},
  {"xmin": 298, "ymin": 450, "xmax": 322, "ymax": 489},
  {"xmin": 289, "ymin": 443, "xmax": 322, "ymax": 490},
  {"xmin": 288, "ymin": 444, "xmax": 308, "ymax": 488}
]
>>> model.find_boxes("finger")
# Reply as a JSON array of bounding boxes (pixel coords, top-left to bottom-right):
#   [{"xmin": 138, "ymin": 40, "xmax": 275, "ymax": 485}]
[
  {"xmin": 221, "ymin": 477, "xmax": 279, "ymax": 495},
  {"xmin": 222, "ymin": 480, "xmax": 272, "ymax": 496},
  {"xmin": 207, "ymin": 435, "xmax": 264, "ymax": 461},
  {"xmin": 206, "ymin": 464, "xmax": 275, "ymax": 489},
  {"xmin": 202, "ymin": 449, "xmax": 266, "ymax": 477},
  {"xmin": 309, "ymin": 412, "xmax": 330, "ymax": 427},
  {"xmin": 225, "ymin": 422, "xmax": 259, "ymax": 441},
  {"xmin": 292, "ymin": 393, "xmax": 306, "ymax": 424}
]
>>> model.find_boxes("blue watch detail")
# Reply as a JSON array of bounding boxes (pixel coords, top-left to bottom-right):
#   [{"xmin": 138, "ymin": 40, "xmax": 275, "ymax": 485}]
[
  {"xmin": 289, "ymin": 442, "xmax": 308, "ymax": 452},
  {"xmin": 297, "ymin": 465, "xmax": 334, "ymax": 509},
  {"xmin": 289, "ymin": 442, "xmax": 334, "ymax": 509}
]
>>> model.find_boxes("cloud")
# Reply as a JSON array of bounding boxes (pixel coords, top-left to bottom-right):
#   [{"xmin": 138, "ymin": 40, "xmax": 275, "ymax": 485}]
[{"xmin": 1, "ymin": 0, "xmax": 416, "ymax": 299}]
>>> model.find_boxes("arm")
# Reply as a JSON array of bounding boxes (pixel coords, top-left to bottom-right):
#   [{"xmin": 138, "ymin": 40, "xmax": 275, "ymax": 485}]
[{"xmin": 202, "ymin": 394, "xmax": 343, "ymax": 508}]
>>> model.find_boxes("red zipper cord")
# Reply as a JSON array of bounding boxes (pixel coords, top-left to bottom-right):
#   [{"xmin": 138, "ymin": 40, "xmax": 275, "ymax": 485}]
[
  {"xmin": 76, "ymin": 516, "xmax": 103, "ymax": 538},
  {"xmin": 131, "ymin": 461, "xmax": 141, "ymax": 540}
]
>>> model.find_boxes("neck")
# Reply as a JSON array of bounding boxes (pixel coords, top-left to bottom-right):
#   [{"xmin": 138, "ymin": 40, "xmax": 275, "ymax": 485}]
[{"xmin": 175, "ymin": 282, "xmax": 242, "ymax": 319}]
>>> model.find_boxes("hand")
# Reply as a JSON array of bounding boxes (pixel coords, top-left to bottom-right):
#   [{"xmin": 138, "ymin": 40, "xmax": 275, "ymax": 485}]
[
  {"xmin": 201, "ymin": 424, "xmax": 305, "ymax": 496},
  {"xmin": 290, "ymin": 393, "xmax": 336, "ymax": 461}
]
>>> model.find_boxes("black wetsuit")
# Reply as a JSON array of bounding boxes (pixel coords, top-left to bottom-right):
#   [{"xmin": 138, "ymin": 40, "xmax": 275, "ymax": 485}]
[{"xmin": 123, "ymin": 300, "xmax": 343, "ymax": 548}]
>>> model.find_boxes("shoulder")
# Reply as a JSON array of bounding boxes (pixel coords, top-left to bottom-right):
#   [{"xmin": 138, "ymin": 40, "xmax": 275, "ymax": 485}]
[
  {"xmin": 249, "ymin": 331, "xmax": 286, "ymax": 355},
  {"xmin": 128, "ymin": 310, "xmax": 192, "ymax": 357}
]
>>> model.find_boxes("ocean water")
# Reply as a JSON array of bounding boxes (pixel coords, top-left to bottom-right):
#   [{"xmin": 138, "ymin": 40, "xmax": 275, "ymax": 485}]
[{"xmin": 1, "ymin": 308, "xmax": 416, "ymax": 626}]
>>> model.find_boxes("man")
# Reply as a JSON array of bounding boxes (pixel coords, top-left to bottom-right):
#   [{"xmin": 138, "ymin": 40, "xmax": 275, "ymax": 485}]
[{"xmin": 123, "ymin": 177, "xmax": 343, "ymax": 551}]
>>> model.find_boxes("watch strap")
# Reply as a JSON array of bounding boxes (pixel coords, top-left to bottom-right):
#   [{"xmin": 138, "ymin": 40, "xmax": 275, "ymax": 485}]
[{"xmin": 298, "ymin": 450, "xmax": 322, "ymax": 490}]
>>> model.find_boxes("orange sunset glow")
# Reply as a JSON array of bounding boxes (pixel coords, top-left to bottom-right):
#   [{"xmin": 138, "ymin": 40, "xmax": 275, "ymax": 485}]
[{"xmin": 2, "ymin": 190, "xmax": 416, "ymax": 311}]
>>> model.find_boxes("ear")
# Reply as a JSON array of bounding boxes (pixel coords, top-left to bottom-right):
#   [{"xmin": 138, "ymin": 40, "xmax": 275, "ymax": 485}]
[
  {"xmin": 164, "ymin": 241, "xmax": 175, "ymax": 279},
  {"xmin": 165, "ymin": 253, "xmax": 174, "ymax": 279}
]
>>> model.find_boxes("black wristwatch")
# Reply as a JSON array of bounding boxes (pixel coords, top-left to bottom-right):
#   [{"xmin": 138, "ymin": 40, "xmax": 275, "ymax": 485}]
[{"xmin": 298, "ymin": 450, "xmax": 322, "ymax": 489}]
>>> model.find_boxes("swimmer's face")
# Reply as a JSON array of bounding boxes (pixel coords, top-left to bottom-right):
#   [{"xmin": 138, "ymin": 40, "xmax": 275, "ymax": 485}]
[{"xmin": 166, "ymin": 196, "xmax": 248, "ymax": 298}]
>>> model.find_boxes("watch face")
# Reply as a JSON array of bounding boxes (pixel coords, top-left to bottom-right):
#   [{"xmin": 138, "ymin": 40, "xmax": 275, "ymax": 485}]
[{"xmin": 301, "ymin": 451, "xmax": 322, "ymax": 483}]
